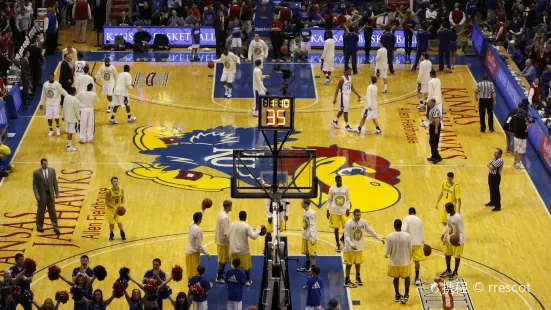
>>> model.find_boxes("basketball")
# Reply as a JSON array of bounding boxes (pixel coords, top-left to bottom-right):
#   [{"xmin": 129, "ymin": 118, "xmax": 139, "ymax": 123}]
[
  {"xmin": 259, "ymin": 225, "xmax": 267, "ymax": 236},
  {"xmin": 280, "ymin": 46, "xmax": 288, "ymax": 55},
  {"xmin": 207, "ymin": 61, "xmax": 215, "ymax": 69},
  {"xmin": 423, "ymin": 244, "xmax": 432, "ymax": 256},
  {"xmin": 116, "ymin": 206, "xmax": 126, "ymax": 216},
  {"xmin": 202, "ymin": 198, "xmax": 213, "ymax": 209},
  {"xmin": 449, "ymin": 234, "xmax": 460, "ymax": 246}
]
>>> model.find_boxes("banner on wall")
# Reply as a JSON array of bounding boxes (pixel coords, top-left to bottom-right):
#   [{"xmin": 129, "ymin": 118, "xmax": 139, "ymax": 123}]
[{"xmin": 103, "ymin": 27, "xmax": 417, "ymax": 49}]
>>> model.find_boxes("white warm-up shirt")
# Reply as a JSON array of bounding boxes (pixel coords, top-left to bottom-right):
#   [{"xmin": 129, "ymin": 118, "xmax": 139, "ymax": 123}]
[
  {"xmin": 62, "ymin": 95, "xmax": 80, "ymax": 123},
  {"xmin": 75, "ymin": 74, "xmax": 95, "ymax": 94},
  {"xmin": 76, "ymin": 91, "xmax": 100, "ymax": 109},
  {"xmin": 40, "ymin": 81, "xmax": 68, "ymax": 106},
  {"xmin": 402, "ymin": 215, "xmax": 424, "ymax": 246},
  {"xmin": 229, "ymin": 221, "xmax": 261, "ymax": 255},
  {"xmin": 302, "ymin": 208, "xmax": 317, "ymax": 241},
  {"xmin": 186, "ymin": 222, "xmax": 209, "ymax": 255},
  {"xmin": 428, "ymin": 77, "xmax": 442, "ymax": 105},
  {"xmin": 344, "ymin": 218, "xmax": 383, "ymax": 251},
  {"xmin": 253, "ymin": 67, "xmax": 267, "ymax": 93},
  {"xmin": 215, "ymin": 210, "xmax": 230, "ymax": 247},
  {"xmin": 417, "ymin": 59, "xmax": 432, "ymax": 85},
  {"xmin": 214, "ymin": 52, "xmax": 240, "ymax": 74},
  {"xmin": 385, "ymin": 231, "xmax": 412, "ymax": 266},
  {"xmin": 326, "ymin": 185, "xmax": 350, "ymax": 215},
  {"xmin": 375, "ymin": 47, "xmax": 388, "ymax": 70},
  {"xmin": 321, "ymin": 38, "xmax": 335, "ymax": 61},
  {"xmin": 365, "ymin": 84, "xmax": 378, "ymax": 110},
  {"xmin": 114, "ymin": 72, "xmax": 133, "ymax": 96},
  {"xmin": 95, "ymin": 64, "xmax": 118, "ymax": 86},
  {"xmin": 248, "ymin": 39, "xmax": 269, "ymax": 59}
]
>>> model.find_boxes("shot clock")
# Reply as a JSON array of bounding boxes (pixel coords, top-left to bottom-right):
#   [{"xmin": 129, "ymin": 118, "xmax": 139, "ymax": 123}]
[{"xmin": 258, "ymin": 96, "xmax": 295, "ymax": 130}]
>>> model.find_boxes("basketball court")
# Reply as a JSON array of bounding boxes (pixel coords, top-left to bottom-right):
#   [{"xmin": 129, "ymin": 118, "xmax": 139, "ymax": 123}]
[{"xmin": 0, "ymin": 50, "xmax": 550, "ymax": 309}]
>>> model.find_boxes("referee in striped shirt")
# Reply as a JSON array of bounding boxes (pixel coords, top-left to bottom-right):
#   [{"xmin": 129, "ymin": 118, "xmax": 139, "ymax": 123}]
[
  {"xmin": 475, "ymin": 73, "xmax": 497, "ymax": 133},
  {"xmin": 427, "ymin": 99, "xmax": 443, "ymax": 164},
  {"xmin": 487, "ymin": 148, "xmax": 504, "ymax": 212}
]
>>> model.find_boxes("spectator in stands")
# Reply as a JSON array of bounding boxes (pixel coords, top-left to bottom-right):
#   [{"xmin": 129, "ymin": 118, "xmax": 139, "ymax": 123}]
[
  {"xmin": 140, "ymin": 1, "xmax": 152, "ymax": 25},
  {"xmin": 15, "ymin": 6, "xmax": 31, "ymax": 51},
  {"xmin": 240, "ymin": 0, "xmax": 252, "ymax": 38},
  {"xmin": 279, "ymin": 3, "xmax": 292, "ymax": 24},
  {"xmin": 72, "ymin": 0, "xmax": 91, "ymax": 44},
  {"xmin": 449, "ymin": 3, "xmax": 466, "ymax": 37},
  {"xmin": 299, "ymin": 5, "xmax": 310, "ymax": 25},
  {"xmin": 229, "ymin": 1, "xmax": 241, "ymax": 21},
  {"xmin": 540, "ymin": 65, "xmax": 551, "ymax": 98},
  {"xmin": 44, "ymin": 7, "xmax": 58, "ymax": 55},
  {"xmin": 528, "ymin": 77, "xmax": 540, "ymax": 107},
  {"xmin": 508, "ymin": 13, "xmax": 524, "ymax": 42},
  {"xmin": 203, "ymin": 6, "xmax": 215, "ymax": 26},
  {"xmin": 533, "ymin": 42, "xmax": 547, "ymax": 77},
  {"xmin": 21, "ymin": 49, "xmax": 30, "ymax": 104},
  {"xmin": 134, "ymin": 25, "xmax": 151, "ymax": 51},
  {"xmin": 25, "ymin": 36, "xmax": 42, "ymax": 92},
  {"xmin": 270, "ymin": 15, "xmax": 284, "ymax": 62},
  {"xmin": 187, "ymin": 4, "xmax": 200, "ymax": 20},
  {"xmin": 184, "ymin": 12, "xmax": 199, "ymax": 26},
  {"xmin": 523, "ymin": 59, "xmax": 537, "ymax": 84},
  {"xmin": 376, "ymin": 9, "xmax": 390, "ymax": 28},
  {"xmin": 167, "ymin": 10, "xmax": 184, "ymax": 26},
  {"xmin": 119, "ymin": 11, "xmax": 130, "ymax": 25},
  {"xmin": 310, "ymin": 5, "xmax": 325, "ymax": 27}
]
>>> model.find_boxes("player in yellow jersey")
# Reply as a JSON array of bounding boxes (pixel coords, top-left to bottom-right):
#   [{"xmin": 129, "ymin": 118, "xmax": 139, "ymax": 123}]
[
  {"xmin": 105, "ymin": 176, "xmax": 126, "ymax": 241},
  {"xmin": 435, "ymin": 172, "xmax": 461, "ymax": 225}
]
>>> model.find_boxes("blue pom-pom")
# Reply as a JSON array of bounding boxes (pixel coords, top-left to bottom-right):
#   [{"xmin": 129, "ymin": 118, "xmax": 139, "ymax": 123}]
[
  {"xmin": 22, "ymin": 290, "xmax": 33, "ymax": 302},
  {"xmin": 71, "ymin": 286, "xmax": 83, "ymax": 301},
  {"xmin": 93, "ymin": 265, "xmax": 107, "ymax": 281},
  {"xmin": 119, "ymin": 267, "xmax": 130, "ymax": 281},
  {"xmin": 158, "ymin": 286, "xmax": 172, "ymax": 300}
]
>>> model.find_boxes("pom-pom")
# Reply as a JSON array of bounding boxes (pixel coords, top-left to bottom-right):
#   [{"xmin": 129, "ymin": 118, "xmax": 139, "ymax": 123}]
[
  {"xmin": 71, "ymin": 286, "xmax": 83, "ymax": 301},
  {"xmin": 55, "ymin": 291, "xmax": 70, "ymax": 304},
  {"xmin": 171, "ymin": 265, "xmax": 183, "ymax": 282},
  {"xmin": 11, "ymin": 286, "xmax": 22, "ymax": 300},
  {"xmin": 48, "ymin": 265, "xmax": 61, "ymax": 281},
  {"xmin": 22, "ymin": 290, "xmax": 33, "ymax": 302},
  {"xmin": 158, "ymin": 285, "xmax": 172, "ymax": 300},
  {"xmin": 143, "ymin": 279, "xmax": 158, "ymax": 293},
  {"xmin": 119, "ymin": 267, "xmax": 130, "ymax": 281},
  {"xmin": 23, "ymin": 258, "xmax": 37, "ymax": 275},
  {"xmin": 93, "ymin": 265, "xmax": 107, "ymax": 281},
  {"xmin": 116, "ymin": 278, "xmax": 128, "ymax": 289},
  {"xmin": 189, "ymin": 283, "xmax": 205, "ymax": 297},
  {"xmin": 113, "ymin": 281, "xmax": 125, "ymax": 299}
]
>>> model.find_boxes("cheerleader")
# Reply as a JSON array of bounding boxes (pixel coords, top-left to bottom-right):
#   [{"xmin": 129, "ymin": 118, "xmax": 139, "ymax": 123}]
[
  {"xmin": 32, "ymin": 298, "xmax": 61, "ymax": 310},
  {"xmin": 128, "ymin": 274, "xmax": 173, "ymax": 310},
  {"xmin": 123, "ymin": 289, "xmax": 143, "ymax": 310},
  {"xmin": 85, "ymin": 289, "xmax": 115, "ymax": 309},
  {"xmin": 167, "ymin": 292, "xmax": 191, "ymax": 310},
  {"xmin": 59, "ymin": 273, "xmax": 95, "ymax": 310}
]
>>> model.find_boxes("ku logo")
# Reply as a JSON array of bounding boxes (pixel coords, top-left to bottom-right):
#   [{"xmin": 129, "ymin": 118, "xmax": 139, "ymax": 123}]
[{"xmin": 128, "ymin": 126, "xmax": 401, "ymax": 212}]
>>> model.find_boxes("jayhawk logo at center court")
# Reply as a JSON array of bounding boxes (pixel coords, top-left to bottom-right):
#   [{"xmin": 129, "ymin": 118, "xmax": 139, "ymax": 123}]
[{"xmin": 128, "ymin": 125, "xmax": 401, "ymax": 212}]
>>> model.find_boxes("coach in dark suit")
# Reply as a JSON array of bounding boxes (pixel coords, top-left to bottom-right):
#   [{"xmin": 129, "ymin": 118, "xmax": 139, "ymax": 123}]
[
  {"xmin": 32, "ymin": 158, "xmax": 60, "ymax": 234},
  {"xmin": 25, "ymin": 36, "xmax": 43, "ymax": 93},
  {"xmin": 59, "ymin": 54, "xmax": 73, "ymax": 105},
  {"xmin": 213, "ymin": 10, "xmax": 229, "ymax": 57},
  {"xmin": 93, "ymin": 0, "xmax": 107, "ymax": 31}
]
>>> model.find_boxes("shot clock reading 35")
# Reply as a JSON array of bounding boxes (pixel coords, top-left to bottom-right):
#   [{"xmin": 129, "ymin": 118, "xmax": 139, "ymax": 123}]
[{"xmin": 258, "ymin": 96, "xmax": 295, "ymax": 130}]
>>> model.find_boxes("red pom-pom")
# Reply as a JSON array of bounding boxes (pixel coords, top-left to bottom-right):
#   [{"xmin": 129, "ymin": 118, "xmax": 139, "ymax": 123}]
[
  {"xmin": 48, "ymin": 265, "xmax": 61, "ymax": 281},
  {"xmin": 401, "ymin": 21, "xmax": 410, "ymax": 30},
  {"xmin": 171, "ymin": 265, "xmax": 183, "ymax": 282},
  {"xmin": 23, "ymin": 258, "xmax": 37, "ymax": 274},
  {"xmin": 189, "ymin": 283, "xmax": 205, "ymax": 297},
  {"xmin": 55, "ymin": 291, "xmax": 70, "ymax": 304},
  {"xmin": 113, "ymin": 282, "xmax": 125, "ymax": 298},
  {"xmin": 12, "ymin": 286, "xmax": 22, "ymax": 299},
  {"xmin": 144, "ymin": 279, "xmax": 158, "ymax": 293}
]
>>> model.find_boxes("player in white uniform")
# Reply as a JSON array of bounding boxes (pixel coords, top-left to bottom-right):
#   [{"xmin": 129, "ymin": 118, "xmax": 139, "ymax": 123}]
[
  {"xmin": 252, "ymin": 59, "xmax": 269, "ymax": 117},
  {"xmin": 214, "ymin": 48, "xmax": 240, "ymax": 98},
  {"xmin": 76, "ymin": 83, "xmax": 100, "ymax": 143},
  {"xmin": 321, "ymin": 32, "xmax": 336, "ymax": 85},
  {"xmin": 385, "ymin": 219, "xmax": 412, "ymax": 304},
  {"xmin": 73, "ymin": 52, "xmax": 86, "ymax": 78},
  {"xmin": 343, "ymin": 209, "xmax": 384, "ymax": 288},
  {"xmin": 62, "ymin": 87, "xmax": 80, "ymax": 152},
  {"xmin": 297, "ymin": 199, "xmax": 317, "ymax": 272},
  {"xmin": 331, "ymin": 67, "xmax": 361, "ymax": 131},
  {"xmin": 215, "ymin": 200, "xmax": 232, "ymax": 283},
  {"xmin": 75, "ymin": 65, "xmax": 95, "ymax": 94},
  {"xmin": 95, "ymin": 58, "xmax": 118, "ymax": 113},
  {"xmin": 402, "ymin": 207, "xmax": 425, "ymax": 286},
  {"xmin": 39, "ymin": 73, "xmax": 68, "ymax": 137},
  {"xmin": 421, "ymin": 70, "xmax": 443, "ymax": 128},
  {"xmin": 356, "ymin": 76, "xmax": 382, "ymax": 134},
  {"xmin": 110, "ymin": 65, "xmax": 136, "ymax": 124},
  {"xmin": 416, "ymin": 52, "xmax": 432, "ymax": 110},
  {"xmin": 248, "ymin": 34, "xmax": 268, "ymax": 69},
  {"xmin": 440, "ymin": 202, "xmax": 465, "ymax": 281},
  {"xmin": 375, "ymin": 41, "xmax": 389, "ymax": 94},
  {"xmin": 326, "ymin": 175, "xmax": 350, "ymax": 252}
]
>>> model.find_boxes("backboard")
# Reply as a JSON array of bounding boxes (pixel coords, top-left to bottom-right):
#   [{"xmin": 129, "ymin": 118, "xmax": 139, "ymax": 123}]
[{"xmin": 230, "ymin": 148, "xmax": 317, "ymax": 199}]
